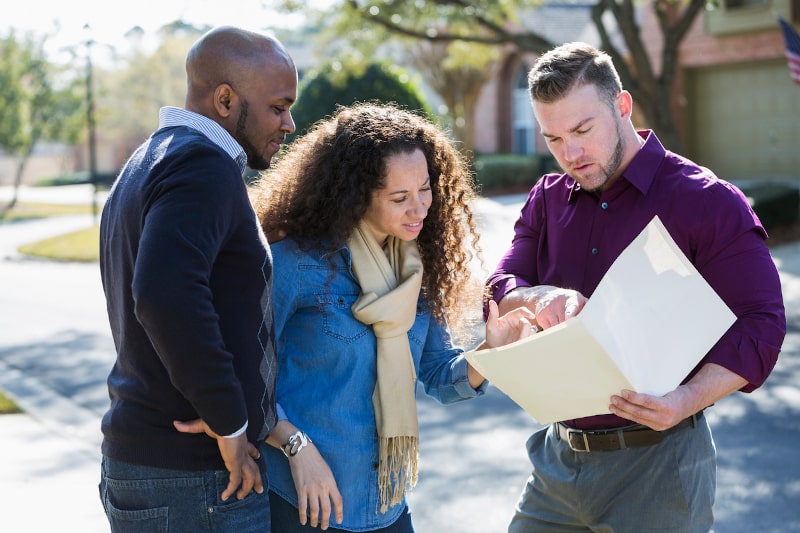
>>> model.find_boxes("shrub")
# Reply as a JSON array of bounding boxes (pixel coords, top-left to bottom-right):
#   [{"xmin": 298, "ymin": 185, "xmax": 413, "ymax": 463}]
[
  {"xmin": 737, "ymin": 181, "xmax": 800, "ymax": 229},
  {"xmin": 474, "ymin": 153, "xmax": 559, "ymax": 194},
  {"xmin": 35, "ymin": 171, "xmax": 116, "ymax": 189},
  {"xmin": 288, "ymin": 61, "xmax": 432, "ymax": 143}
]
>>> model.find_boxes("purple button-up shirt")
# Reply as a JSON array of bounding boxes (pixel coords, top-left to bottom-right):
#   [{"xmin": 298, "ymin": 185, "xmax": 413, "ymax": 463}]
[{"xmin": 487, "ymin": 131, "xmax": 786, "ymax": 430}]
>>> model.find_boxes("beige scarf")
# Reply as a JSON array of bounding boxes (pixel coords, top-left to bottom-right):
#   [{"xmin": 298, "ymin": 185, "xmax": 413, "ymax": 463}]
[{"xmin": 347, "ymin": 220, "xmax": 423, "ymax": 513}]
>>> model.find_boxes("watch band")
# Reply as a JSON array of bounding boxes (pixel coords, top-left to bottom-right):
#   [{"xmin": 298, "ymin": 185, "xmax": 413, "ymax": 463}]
[{"xmin": 281, "ymin": 430, "xmax": 311, "ymax": 458}]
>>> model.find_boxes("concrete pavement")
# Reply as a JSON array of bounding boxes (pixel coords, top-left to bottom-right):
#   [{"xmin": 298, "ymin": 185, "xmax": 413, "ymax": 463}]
[{"xmin": 1, "ymin": 185, "xmax": 799, "ymax": 532}]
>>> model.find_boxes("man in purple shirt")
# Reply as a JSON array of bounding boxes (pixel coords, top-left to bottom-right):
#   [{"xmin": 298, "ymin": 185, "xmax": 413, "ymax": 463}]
[{"xmin": 487, "ymin": 42, "xmax": 786, "ymax": 532}]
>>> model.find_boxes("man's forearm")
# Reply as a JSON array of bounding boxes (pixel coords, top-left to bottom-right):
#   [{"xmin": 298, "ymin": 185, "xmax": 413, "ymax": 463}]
[{"xmin": 679, "ymin": 362, "xmax": 748, "ymax": 414}]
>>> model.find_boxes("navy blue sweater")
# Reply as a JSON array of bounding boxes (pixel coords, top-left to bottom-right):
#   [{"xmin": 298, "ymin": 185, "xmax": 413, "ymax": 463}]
[{"xmin": 99, "ymin": 126, "xmax": 277, "ymax": 471}]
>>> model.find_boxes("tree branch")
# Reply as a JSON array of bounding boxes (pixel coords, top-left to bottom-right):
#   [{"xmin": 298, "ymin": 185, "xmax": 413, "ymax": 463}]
[{"xmin": 348, "ymin": 0, "xmax": 553, "ymax": 52}]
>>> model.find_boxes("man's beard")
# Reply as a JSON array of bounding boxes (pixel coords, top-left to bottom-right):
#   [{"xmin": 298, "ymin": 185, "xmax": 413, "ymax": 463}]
[
  {"xmin": 583, "ymin": 125, "xmax": 624, "ymax": 193},
  {"xmin": 236, "ymin": 100, "xmax": 271, "ymax": 171}
]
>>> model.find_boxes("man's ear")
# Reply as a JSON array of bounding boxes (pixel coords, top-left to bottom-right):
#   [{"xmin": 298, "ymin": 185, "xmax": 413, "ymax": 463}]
[
  {"xmin": 214, "ymin": 84, "xmax": 235, "ymax": 116},
  {"xmin": 617, "ymin": 90, "xmax": 633, "ymax": 120}
]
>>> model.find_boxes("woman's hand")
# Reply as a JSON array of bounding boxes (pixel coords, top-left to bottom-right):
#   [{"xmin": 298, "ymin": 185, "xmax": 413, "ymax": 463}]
[
  {"xmin": 484, "ymin": 299, "xmax": 539, "ymax": 348},
  {"xmin": 266, "ymin": 421, "xmax": 344, "ymax": 529},
  {"xmin": 287, "ymin": 442, "xmax": 343, "ymax": 530}
]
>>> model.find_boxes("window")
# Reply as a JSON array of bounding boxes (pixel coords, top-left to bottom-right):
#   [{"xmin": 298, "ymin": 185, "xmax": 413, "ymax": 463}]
[{"xmin": 512, "ymin": 66, "xmax": 537, "ymax": 155}]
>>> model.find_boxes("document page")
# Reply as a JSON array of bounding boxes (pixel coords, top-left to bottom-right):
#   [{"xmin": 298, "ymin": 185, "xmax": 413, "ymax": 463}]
[{"xmin": 466, "ymin": 217, "xmax": 737, "ymax": 424}]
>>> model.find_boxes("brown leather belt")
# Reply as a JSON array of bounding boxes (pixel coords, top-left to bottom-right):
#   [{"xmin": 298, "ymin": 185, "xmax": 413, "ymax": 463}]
[{"xmin": 554, "ymin": 412, "xmax": 703, "ymax": 453}]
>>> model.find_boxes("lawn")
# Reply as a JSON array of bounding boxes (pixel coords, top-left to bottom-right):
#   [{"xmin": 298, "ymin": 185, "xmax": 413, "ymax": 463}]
[
  {"xmin": 0, "ymin": 390, "xmax": 22, "ymax": 414},
  {"xmin": 18, "ymin": 224, "xmax": 100, "ymax": 262},
  {"xmin": 1, "ymin": 201, "xmax": 94, "ymax": 221},
  {"xmin": 2, "ymin": 201, "xmax": 100, "ymax": 262}
]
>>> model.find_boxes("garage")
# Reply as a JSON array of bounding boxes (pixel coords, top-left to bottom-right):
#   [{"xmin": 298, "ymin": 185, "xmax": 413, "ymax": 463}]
[{"xmin": 684, "ymin": 58, "xmax": 800, "ymax": 182}]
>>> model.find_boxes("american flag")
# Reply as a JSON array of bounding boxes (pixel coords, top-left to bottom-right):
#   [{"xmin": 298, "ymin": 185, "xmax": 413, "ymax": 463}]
[{"xmin": 778, "ymin": 16, "xmax": 800, "ymax": 86}]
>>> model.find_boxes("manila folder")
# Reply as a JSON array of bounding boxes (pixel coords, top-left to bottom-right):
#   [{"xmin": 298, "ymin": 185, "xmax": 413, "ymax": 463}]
[{"xmin": 466, "ymin": 216, "xmax": 737, "ymax": 425}]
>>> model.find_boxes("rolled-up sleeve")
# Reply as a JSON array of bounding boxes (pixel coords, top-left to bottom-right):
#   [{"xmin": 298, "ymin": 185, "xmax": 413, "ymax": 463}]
[
  {"xmin": 417, "ymin": 315, "xmax": 487, "ymax": 404},
  {"xmin": 696, "ymin": 227, "xmax": 785, "ymax": 391}
]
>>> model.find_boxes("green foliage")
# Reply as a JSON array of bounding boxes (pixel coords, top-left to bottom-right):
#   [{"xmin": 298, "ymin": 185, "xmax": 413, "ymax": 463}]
[
  {"xmin": 0, "ymin": 34, "xmax": 27, "ymax": 155},
  {"xmin": 0, "ymin": 30, "xmax": 84, "ymax": 157},
  {"xmin": 289, "ymin": 61, "xmax": 432, "ymax": 141},
  {"xmin": 474, "ymin": 153, "xmax": 558, "ymax": 193},
  {"xmin": 102, "ymin": 30, "xmax": 202, "ymax": 144},
  {"xmin": 274, "ymin": 0, "xmax": 539, "ymax": 156},
  {"xmin": 35, "ymin": 170, "xmax": 116, "ymax": 188}
]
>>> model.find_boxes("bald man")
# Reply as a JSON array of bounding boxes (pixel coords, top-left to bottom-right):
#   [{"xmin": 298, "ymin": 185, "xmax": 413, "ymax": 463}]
[{"xmin": 98, "ymin": 26, "xmax": 297, "ymax": 532}]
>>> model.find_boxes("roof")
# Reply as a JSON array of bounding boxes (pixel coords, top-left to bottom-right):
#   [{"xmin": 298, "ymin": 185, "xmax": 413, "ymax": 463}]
[{"xmin": 517, "ymin": 1, "xmax": 628, "ymax": 53}]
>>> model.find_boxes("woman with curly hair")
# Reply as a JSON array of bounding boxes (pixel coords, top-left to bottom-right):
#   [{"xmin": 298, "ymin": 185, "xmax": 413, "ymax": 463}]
[{"xmin": 250, "ymin": 102, "xmax": 534, "ymax": 533}]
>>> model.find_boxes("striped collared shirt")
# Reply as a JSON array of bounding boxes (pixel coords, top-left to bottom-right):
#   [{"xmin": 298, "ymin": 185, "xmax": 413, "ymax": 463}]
[{"xmin": 158, "ymin": 106, "xmax": 247, "ymax": 173}]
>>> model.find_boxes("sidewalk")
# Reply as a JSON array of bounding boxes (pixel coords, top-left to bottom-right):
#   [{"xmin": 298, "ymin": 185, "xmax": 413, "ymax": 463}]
[
  {"xmin": 0, "ymin": 414, "xmax": 107, "ymax": 530},
  {"xmin": 0, "ymin": 188, "xmax": 109, "ymax": 530}
]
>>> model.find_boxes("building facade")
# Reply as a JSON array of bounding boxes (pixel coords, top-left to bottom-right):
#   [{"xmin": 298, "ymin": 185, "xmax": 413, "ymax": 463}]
[{"xmin": 475, "ymin": 0, "xmax": 800, "ymax": 183}]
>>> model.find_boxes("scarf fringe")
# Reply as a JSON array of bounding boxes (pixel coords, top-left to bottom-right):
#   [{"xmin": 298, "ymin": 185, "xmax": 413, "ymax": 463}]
[{"xmin": 378, "ymin": 435, "xmax": 419, "ymax": 514}]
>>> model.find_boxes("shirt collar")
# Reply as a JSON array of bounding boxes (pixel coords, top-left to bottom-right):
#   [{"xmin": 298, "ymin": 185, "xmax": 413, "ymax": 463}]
[
  {"xmin": 621, "ymin": 130, "xmax": 665, "ymax": 196},
  {"xmin": 158, "ymin": 106, "xmax": 247, "ymax": 173}
]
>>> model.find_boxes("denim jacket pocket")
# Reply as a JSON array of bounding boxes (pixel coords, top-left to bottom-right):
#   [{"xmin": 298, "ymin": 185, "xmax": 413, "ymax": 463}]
[{"xmin": 315, "ymin": 293, "xmax": 371, "ymax": 343}]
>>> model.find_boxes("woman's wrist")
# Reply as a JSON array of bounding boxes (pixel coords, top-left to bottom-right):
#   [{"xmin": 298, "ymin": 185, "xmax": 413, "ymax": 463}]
[{"xmin": 281, "ymin": 430, "xmax": 311, "ymax": 458}]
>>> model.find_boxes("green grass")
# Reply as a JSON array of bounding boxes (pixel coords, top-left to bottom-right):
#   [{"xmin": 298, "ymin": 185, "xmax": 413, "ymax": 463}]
[
  {"xmin": 0, "ymin": 390, "xmax": 23, "ymax": 414},
  {"xmin": 0, "ymin": 201, "xmax": 95, "ymax": 222},
  {"xmin": 1, "ymin": 201, "xmax": 100, "ymax": 262},
  {"xmin": 18, "ymin": 225, "xmax": 100, "ymax": 262}
]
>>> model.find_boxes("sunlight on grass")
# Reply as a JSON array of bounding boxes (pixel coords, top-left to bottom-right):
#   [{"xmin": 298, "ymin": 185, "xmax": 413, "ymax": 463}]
[
  {"xmin": 0, "ymin": 390, "xmax": 23, "ymax": 415},
  {"xmin": 0, "ymin": 201, "xmax": 94, "ymax": 221},
  {"xmin": 18, "ymin": 225, "xmax": 100, "ymax": 262}
]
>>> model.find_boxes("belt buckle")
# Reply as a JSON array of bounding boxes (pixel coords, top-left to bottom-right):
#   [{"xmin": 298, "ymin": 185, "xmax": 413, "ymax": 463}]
[{"xmin": 564, "ymin": 427, "xmax": 592, "ymax": 452}]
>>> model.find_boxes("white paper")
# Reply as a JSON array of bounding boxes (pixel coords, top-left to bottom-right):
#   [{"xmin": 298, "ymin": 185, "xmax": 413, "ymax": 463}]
[{"xmin": 466, "ymin": 216, "xmax": 737, "ymax": 424}]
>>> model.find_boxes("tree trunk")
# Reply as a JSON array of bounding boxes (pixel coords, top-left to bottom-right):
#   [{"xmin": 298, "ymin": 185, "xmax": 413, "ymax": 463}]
[{"xmin": 0, "ymin": 154, "xmax": 28, "ymax": 217}]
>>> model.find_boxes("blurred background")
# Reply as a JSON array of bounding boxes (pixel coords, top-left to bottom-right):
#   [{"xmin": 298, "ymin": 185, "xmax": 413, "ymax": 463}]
[{"xmin": 2, "ymin": 0, "xmax": 799, "ymax": 219}]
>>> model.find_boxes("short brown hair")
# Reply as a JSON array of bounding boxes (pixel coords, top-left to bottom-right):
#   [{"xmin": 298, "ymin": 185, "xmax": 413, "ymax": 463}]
[{"xmin": 528, "ymin": 41, "xmax": 621, "ymax": 108}]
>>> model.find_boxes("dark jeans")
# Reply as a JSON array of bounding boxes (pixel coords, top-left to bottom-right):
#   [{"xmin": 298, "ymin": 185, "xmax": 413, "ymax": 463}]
[
  {"xmin": 269, "ymin": 491, "xmax": 414, "ymax": 533},
  {"xmin": 99, "ymin": 455, "xmax": 270, "ymax": 532}
]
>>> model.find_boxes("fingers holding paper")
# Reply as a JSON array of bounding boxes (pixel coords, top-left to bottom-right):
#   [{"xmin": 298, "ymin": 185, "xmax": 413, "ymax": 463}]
[
  {"xmin": 484, "ymin": 299, "xmax": 538, "ymax": 348},
  {"xmin": 497, "ymin": 285, "xmax": 587, "ymax": 330},
  {"xmin": 609, "ymin": 362, "xmax": 749, "ymax": 431},
  {"xmin": 532, "ymin": 287, "xmax": 587, "ymax": 329},
  {"xmin": 608, "ymin": 389, "xmax": 689, "ymax": 431}
]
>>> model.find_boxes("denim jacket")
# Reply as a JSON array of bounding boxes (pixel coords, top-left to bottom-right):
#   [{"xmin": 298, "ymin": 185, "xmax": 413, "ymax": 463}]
[{"xmin": 263, "ymin": 237, "xmax": 486, "ymax": 530}]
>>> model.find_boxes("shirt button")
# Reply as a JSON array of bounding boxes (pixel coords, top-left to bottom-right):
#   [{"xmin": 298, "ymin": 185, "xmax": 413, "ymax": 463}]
[
  {"xmin": 601, "ymin": 202, "xmax": 608, "ymax": 209},
  {"xmin": 591, "ymin": 248, "xmax": 599, "ymax": 255}
]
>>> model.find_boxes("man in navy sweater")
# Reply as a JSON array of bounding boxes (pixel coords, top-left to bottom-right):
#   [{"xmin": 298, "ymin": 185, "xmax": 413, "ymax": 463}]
[{"xmin": 98, "ymin": 26, "xmax": 297, "ymax": 532}]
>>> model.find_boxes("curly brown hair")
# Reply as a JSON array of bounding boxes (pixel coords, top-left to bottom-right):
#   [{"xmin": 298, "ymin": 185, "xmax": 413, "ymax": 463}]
[{"xmin": 250, "ymin": 101, "xmax": 481, "ymax": 325}]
